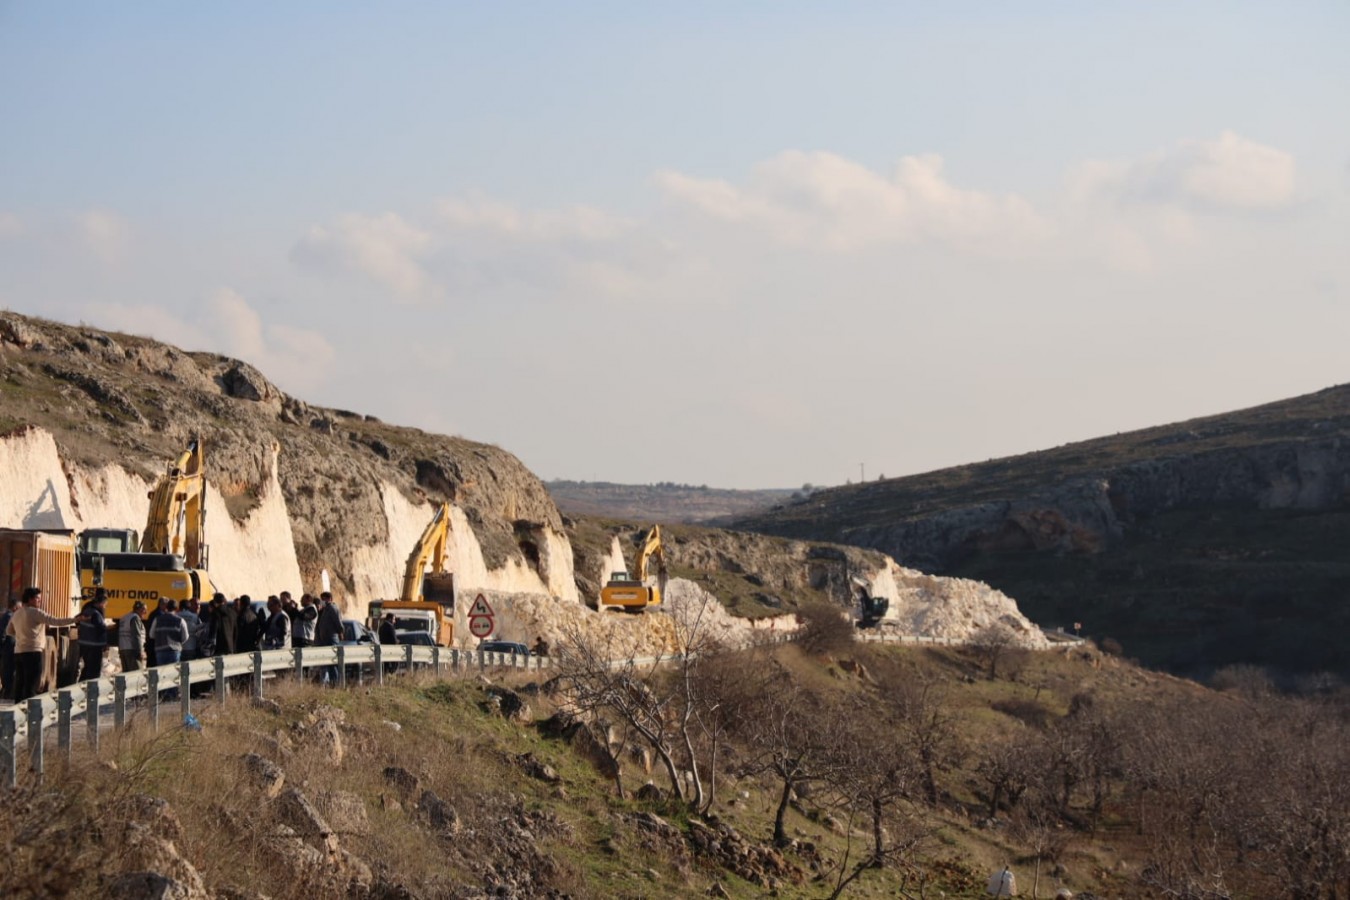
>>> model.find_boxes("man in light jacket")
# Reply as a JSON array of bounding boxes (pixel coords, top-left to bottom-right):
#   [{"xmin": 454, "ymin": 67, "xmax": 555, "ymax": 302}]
[
  {"xmin": 118, "ymin": 600, "xmax": 147, "ymax": 672},
  {"xmin": 5, "ymin": 587, "xmax": 77, "ymax": 702}
]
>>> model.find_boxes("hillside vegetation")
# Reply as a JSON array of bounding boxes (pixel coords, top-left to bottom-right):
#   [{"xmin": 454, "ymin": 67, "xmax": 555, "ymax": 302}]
[
  {"xmin": 735, "ymin": 384, "xmax": 1350, "ymax": 680},
  {"xmin": 6, "ymin": 632, "xmax": 1345, "ymax": 900}
]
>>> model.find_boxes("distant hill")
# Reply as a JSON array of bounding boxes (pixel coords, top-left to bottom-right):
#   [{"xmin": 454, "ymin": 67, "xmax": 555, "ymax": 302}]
[
  {"xmin": 545, "ymin": 480, "xmax": 796, "ymax": 524},
  {"xmin": 735, "ymin": 384, "xmax": 1350, "ymax": 680}
]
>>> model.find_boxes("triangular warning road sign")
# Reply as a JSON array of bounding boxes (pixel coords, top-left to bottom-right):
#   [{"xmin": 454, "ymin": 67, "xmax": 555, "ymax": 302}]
[{"xmin": 469, "ymin": 594, "xmax": 494, "ymax": 617}]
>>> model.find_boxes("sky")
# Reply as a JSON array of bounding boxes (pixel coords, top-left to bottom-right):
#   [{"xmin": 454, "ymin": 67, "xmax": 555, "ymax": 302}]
[{"xmin": 1, "ymin": 2, "xmax": 1347, "ymax": 488}]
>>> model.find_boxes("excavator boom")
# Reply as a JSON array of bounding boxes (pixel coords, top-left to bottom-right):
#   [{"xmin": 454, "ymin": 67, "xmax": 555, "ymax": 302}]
[
  {"xmin": 139, "ymin": 438, "xmax": 208, "ymax": 569},
  {"xmin": 400, "ymin": 502, "xmax": 452, "ymax": 603}
]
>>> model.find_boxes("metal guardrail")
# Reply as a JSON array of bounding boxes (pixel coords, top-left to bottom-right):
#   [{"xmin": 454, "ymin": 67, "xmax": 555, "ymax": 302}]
[
  {"xmin": 0, "ymin": 642, "xmax": 553, "ymax": 788},
  {"xmin": 0, "ymin": 633, "xmax": 800, "ymax": 788}
]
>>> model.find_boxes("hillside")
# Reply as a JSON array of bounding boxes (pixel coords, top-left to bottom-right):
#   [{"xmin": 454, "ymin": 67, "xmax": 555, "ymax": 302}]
[
  {"xmin": 735, "ymin": 385, "xmax": 1350, "ymax": 679},
  {"xmin": 546, "ymin": 480, "xmax": 794, "ymax": 524},
  {"xmin": 9, "ymin": 638, "xmax": 1309, "ymax": 900}
]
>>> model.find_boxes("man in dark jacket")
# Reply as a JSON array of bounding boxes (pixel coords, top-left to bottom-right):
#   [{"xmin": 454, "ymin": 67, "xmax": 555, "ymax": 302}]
[
  {"xmin": 0, "ymin": 595, "xmax": 18, "ymax": 700},
  {"xmin": 235, "ymin": 595, "xmax": 260, "ymax": 654},
  {"xmin": 314, "ymin": 592, "xmax": 343, "ymax": 685},
  {"xmin": 76, "ymin": 590, "xmax": 110, "ymax": 682}
]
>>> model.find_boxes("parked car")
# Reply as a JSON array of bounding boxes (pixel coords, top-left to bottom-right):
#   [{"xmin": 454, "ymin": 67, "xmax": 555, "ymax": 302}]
[
  {"xmin": 340, "ymin": 619, "xmax": 375, "ymax": 644},
  {"xmin": 478, "ymin": 640, "xmax": 530, "ymax": 658}
]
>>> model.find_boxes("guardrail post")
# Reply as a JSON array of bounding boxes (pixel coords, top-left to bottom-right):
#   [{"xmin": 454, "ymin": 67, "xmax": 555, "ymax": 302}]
[
  {"xmin": 57, "ymin": 689, "xmax": 74, "ymax": 758},
  {"xmin": 335, "ymin": 646, "xmax": 347, "ymax": 688},
  {"xmin": 479, "ymin": 650, "xmax": 486, "ymax": 672},
  {"xmin": 509, "ymin": 649, "xmax": 518, "ymax": 668},
  {"xmin": 0, "ymin": 708, "xmax": 16, "ymax": 788},
  {"xmin": 432, "ymin": 646, "xmax": 442, "ymax": 677},
  {"xmin": 214, "ymin": 656, "xmax": 227, "ymax": 700},
  {"xmin": 373, "ymin": 644, "xmax": 383, "ymax": 686},
  {"xmin": 252, "ymin": 652, "xmax": 264, "ymax": 699},
  {"xmin": 179, "ymin": 661, "xmax": 192, "ymax": 720},
  {"xmin": 113, "ymin": 675, "xmax": 127, "ymax": 731},
  {"xmin": 27, "ymin": 699, "xmax": 44, "ymax": 781},
  {"xmin": 147, "ymin": 670, "xmax": 160, "ymax": 732},
  {"xmin": 86, "ymin": 681, "xmax": 100, "ymax": 751},
  {"xmin": 294, "ymin": 647, "xmax": 305, "ymax": 680},
  {"xmin": 451, "ymin": 648, "xmax": 460, "ymax": 671},
  {"xmin": 404, "ymin": 643, "xmax": 413, "ymax": 674}
]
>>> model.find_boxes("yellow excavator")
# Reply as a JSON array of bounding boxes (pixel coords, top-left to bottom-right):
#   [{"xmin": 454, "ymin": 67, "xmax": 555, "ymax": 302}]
[
  {"xmin": 599, "ymin": 525, "xmax": 667, "ymax": 613},
  {"xmin": 367, "ymin": 502, "xmax": 455, "ymax": 645},
  {"xmin": 78, "ymin": 438, "xmax": 216, "ymax": 619}
]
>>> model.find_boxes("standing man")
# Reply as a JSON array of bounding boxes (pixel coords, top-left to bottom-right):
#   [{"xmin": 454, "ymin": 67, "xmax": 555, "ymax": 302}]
[
  {"xmin": 149, "ymin": 600, "xmax": 189, "ymax": 667},
  {"xmin": 214, "ymin": 593, "xmax": 238, "ymax": 655},
  {"xmin": 235, "ymin": 595, "xmax": 260, "ymax": 654},
  {"xmin": 262, "ymin": 596, "xmax": 292, "ymax": 650},
  {"xmin": 180, "ymin": 599, "xmax": 202, "ymax": 661},
  {"xmin": 314, "ymin": 591, "xmax": 343, "ymax": 684},
  {"xmin": 76, "ymin": 589, "xmax": 110, "ymax": 682},
  {"xmin": 5, "ymin": 587, "xmax": 77, "ymax": 702},
  {"xmin": 0, "ymin": 596, "xmax": 17, "ymax": 700},
  {"xmin": 118, "ymin": 600, "xmax": 147, "ymax": 672},
  {"xmin": 294, "ymin": 593, "xmax": 317, "ymax": 649},
  {"xmin": 149, "ymin": 599, "xmax": 189, "ymax": 700}
]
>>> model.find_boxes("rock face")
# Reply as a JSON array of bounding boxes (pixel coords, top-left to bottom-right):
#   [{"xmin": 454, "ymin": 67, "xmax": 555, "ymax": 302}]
[
  {"xmin": 0, "ymin": 311, "xmax": 1049, "ymax": 649},
  {"xmin": 736, "ymin": 384, "xmax": 1350, "ymax": 673},
  {"xmin": 0, "ymin": 312, "xmax": 576, "ymax": 618}
]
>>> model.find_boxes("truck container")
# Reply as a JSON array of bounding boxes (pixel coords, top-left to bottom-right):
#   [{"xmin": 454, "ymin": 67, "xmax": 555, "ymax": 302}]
[{"xmin": 1, "ymin": 528, "xmax": 81, "ymax": 691}]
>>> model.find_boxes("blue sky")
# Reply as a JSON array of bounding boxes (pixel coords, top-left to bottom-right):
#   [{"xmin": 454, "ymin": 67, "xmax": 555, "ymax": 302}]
[{"xmin": 2, "ymin": 2, "xmax": 1347, "ymax": 486}]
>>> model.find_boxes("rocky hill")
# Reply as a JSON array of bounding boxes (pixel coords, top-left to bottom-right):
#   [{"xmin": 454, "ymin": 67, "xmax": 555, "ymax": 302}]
[
  {"xmin": 545, "ymin": 480, "xmax": 794, "ymax": 524},
  {"xmin": 735, "ymin": 384, "xmax": 1350, "ymax": 678},
  {"xmin": 0, "ymin": 310, "xmax": 1048, "ymax": 650}
]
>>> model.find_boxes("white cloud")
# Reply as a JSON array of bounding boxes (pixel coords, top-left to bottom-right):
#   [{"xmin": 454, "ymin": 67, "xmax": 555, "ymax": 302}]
[
  {"xmin": 291, "ymin": 212, "xmax": 432, "ymax": 297},
  {"xmin": 1069, "ymin": 131, "xmax": 1296, "ymax": 212},
  {"xmin": 0, "ymin": 212, "xmax": 22, "ymax": 239},
  {"xmin": 656, "ymin": 150, "xmax": 1050, "ymax": 253},
  {"xmin": 85, "ymin": 289, "xmax": 335, "ymax": 394},
  {"xmin": 76, "ymin": 209, "xmax": 131, "ymax": 263},
  {"xmin": 439, "ymin": 194, "xmax": 632, "ymax": 242}
]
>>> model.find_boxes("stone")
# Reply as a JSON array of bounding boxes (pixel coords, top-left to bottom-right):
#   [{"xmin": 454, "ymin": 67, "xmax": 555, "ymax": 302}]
[
  {"xmin": 251, "ymin": 697, "xmax": 283, "ymax": 715},
  {"xmin": 242, "ymin": 752, "xmax": 286, "ymax": 799},
  {"xmin": 635, "ymin": 782, "xmax": 668, "ymax": 802},
  {"xmin": 127, "ymin": 795, "xmax": 184, "ymax": 843},
  {"xmin": 382, "ymin": 766, "xmax": 421, "ymax": 798},
  {"xmin": 220, "ymin": 362, "xmax": 275, "ymax": 402},
  {"xmin": 276, "ymin": 788, "xmax": 339, "ymax": 854},
  {"xmin": 514, "ymin": 752, "xmax": 561, "ymax": 784},
  {"xmin": 106, "ymin": 872, "xmax": 206, "ymax": 900},
  {"xmin": 120, "ymin": 823, "xmax": 208, "ymax": 898},
  {"xmin": 318, "ymin": 790, "xmax": 370, "ymax": 837},
  {"xmin": 418, "ymin": 790, "xmax": 461, "ymax": 836},
  {"xmin": 335, "ymin": 849, "xmax": 374, "ymax": 887}
]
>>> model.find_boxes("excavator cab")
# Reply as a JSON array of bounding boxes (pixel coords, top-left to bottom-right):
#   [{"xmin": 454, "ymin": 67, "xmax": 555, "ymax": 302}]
[{"xmin": 599, "ymin": 526, "xmax": 666, "ymax": 613}]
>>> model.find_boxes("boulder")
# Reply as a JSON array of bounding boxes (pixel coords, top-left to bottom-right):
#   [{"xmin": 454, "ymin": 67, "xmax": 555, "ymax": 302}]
[{"xmin": 241, "ymin": 752, "xmax": 286, "ymax": 799}]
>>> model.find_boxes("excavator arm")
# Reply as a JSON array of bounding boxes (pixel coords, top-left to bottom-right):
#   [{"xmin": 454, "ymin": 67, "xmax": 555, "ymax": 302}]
[
  {"xmin": 401, "ymin": 502, "xmax": 452, "ymax": 602},
  {"xmin": 634, "ymin": 525, "xmax": 666, "ymax": 583},
  {"xmin": 139, "ymin": 438, "xmax": 208, "ymax": 569}
]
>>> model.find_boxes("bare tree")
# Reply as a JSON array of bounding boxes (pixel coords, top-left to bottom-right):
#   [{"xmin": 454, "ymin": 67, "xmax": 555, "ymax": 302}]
[
  {"xmin": 892, "ymin": 675, "xmax": 964, "ymax": 806},
  {"xmin": 736, "ymin": 667, "xmax": 839, "ymax": 847},
  {"xmin": 554, "ymin": 620, "xmax": 690, "ymax": 803},
  {"xmin": 971, "ymin": 622, "xmax": 1019, "ymax": 680}
]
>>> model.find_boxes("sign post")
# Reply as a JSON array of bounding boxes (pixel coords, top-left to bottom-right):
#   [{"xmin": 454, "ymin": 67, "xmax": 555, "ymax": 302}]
[{"xmin": 468, "ymin": 594, "xmax": 495, "ymax": 639}]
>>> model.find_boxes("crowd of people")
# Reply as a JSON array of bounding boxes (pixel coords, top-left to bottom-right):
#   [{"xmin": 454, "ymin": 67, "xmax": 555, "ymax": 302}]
[{"xmin": 0, "ymin": 587, "xmax": 346, "ymax": 704}]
